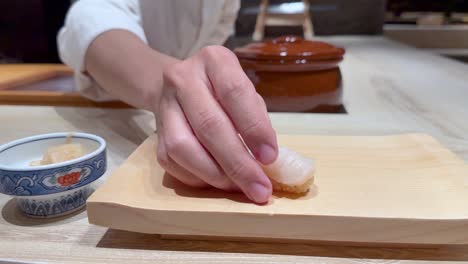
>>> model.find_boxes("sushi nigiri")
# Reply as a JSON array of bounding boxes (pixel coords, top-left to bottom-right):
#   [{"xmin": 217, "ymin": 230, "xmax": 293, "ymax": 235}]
[{"xmin": 261, "ymin": 147, "xmax": 315, "ymax": 194}]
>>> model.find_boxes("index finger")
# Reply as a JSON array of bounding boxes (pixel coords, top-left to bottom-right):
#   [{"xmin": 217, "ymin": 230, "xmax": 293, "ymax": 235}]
[
  {"xmin": 164, "ymin": 59, "xmax": 272, "ymax": 204},
  {"xmin": 203, "ymin": 46, "xmax": 278, "ymax": 165}
]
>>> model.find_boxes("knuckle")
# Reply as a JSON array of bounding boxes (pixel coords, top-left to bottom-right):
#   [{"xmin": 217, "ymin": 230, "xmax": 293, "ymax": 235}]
[
  {"xmin": 219, "ymin": 78, "xmax": 250, "ymax": 101},
  {"xmin": 156, "ymin": 148, "xmax": 170, "ymax": 169},
  {"xmin": 199, "ymin": 45, "xmax": 237, "ymax": 63},
  {"xmin": 226, "ymin": 161, "xmax": 252, "ymax": 183},
  {"xmin": 257, "ymin": 93, "xmax": 268, "ymax": 110},
  {"xmin": 163, "ymin": 62, "xmax": 187, "ymax": 88},
  {"xmin": 196, "ymin": 110, "xmax": 223, "ymax": 134},
  {"xmin": 200, "ymin": 45, "xmax": 228, "ymax": 58},
  {"xmin": 165, "ymin": 135, "xmax": 190, "ymax": 156},
  {"xmin": 241, "ymin": 118, "xmax": 266, "ymax": 138},
  {"xmin": 206, "ymin": 173, "xmax": 234, "ymax": 190}
]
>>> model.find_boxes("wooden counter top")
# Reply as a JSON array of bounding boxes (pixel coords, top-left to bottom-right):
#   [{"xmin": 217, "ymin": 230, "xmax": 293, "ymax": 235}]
[
  {"xmin": 0, "ymin": 64, "xmax": 73, "ymax": 90},
  {"xmin": 1, "ymin": 36, "xmax": 468, "ymax": 263}
]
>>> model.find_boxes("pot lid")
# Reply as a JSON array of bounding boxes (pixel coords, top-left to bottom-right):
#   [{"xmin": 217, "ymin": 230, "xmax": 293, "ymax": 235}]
[{"xmin": 234, "ymin": 36, "xmax": 345, "ymax": 61}]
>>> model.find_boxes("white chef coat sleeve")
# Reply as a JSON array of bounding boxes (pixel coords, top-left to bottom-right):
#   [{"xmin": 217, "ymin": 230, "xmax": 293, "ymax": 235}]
[
  {"xmin": 205, "ymin": 0, "xmax": 241, "ymax": 46},
  {"xmin": 57, "ymin": 0, "xmax": 147, "ymax": 101}
]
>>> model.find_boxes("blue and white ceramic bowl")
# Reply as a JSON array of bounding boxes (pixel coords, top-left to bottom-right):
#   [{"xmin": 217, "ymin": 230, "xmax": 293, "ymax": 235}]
[{"xmin": 0, "ymin": 132, "xmax": 106, "ymax": 218}]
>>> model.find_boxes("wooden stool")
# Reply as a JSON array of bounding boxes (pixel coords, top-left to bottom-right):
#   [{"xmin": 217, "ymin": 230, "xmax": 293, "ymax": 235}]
[{"xmin": 253, "ymin": 0, "xmax": 314, "ymax": 41}]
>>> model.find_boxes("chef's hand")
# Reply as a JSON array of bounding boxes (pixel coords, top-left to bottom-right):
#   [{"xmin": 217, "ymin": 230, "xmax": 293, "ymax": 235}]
[
  {"xmin": 154, "ymin": 46, "xmax": 277, "ymax": 203},
  {"xmin": 85, "ymin": 30, "xmax": 277, "ymax": 203}
]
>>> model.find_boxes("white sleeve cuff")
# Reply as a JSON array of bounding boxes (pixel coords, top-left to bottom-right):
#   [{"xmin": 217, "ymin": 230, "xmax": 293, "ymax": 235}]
[
  {"xmin": 58, "ymin": 0, "xmax": 147, "ymax": 72},
  {"xmin": 57, "ymin": 0, "xmax": 147, "ymax": 101}
]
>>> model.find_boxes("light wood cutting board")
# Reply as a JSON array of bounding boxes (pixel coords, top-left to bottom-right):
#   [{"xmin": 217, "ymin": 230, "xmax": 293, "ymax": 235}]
[{"xmin": 87, "ymin": 134, "xmax": 468, "ymax": 246}]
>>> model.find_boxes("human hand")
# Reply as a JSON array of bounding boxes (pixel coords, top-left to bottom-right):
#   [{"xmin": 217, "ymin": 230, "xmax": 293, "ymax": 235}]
[{"xmin": 153, "ymin": 46, "xmax": 278, "ymax": 204}]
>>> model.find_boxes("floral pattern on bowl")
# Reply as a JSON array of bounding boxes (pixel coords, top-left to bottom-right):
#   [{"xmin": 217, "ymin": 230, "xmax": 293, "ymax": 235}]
[
  {"xmin": 16, "ymin": 185, "xmax": 93, "ymax": 218},
  {"xmin": 0, "ymin": 151, "xmax": 105, "ymax": 196},
  {"xmin": 0, "ymin": 132, "xmax": 107, "ymax": 218}
]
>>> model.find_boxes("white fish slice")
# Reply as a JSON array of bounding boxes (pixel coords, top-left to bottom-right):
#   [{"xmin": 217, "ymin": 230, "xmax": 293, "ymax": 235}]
[{"xmin": 261, "ymin": 147, "xmax": 316, "ymax": 193}]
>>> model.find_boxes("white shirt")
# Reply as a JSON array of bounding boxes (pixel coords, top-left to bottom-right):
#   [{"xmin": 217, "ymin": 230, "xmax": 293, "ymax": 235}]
[{"xmin": 58, "ymin": 0, "xmax": 240, "ymax": 101}]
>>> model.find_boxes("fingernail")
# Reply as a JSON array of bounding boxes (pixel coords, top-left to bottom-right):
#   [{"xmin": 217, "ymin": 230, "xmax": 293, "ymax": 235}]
[
  {"xmin": 256, "ymin": 144, "xmax": 277, "ymax": 164},
  {"xmin": 248, "ymin": 182, "xmax": 271, "ymax": 204}
]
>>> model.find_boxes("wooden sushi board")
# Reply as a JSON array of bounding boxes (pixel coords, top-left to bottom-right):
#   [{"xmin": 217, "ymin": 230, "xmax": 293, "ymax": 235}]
[{"xmin": 87, "ymin": 133, "xmax": 468, "ymax": 246}]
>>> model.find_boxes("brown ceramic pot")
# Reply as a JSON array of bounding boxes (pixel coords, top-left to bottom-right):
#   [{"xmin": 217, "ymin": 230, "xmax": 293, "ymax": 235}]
[{"xmin": 234, "ymin": 36, "xmax": 345, "ymax": 113}]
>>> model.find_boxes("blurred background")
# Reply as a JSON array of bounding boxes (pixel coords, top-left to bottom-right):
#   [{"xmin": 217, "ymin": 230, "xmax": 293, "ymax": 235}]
[
  {"xmin": 1, "ymin": 0, "xmax": 467, "ymax": 64},
  {"xmin": 0, "ymin": 0, "xmax": 467, "ymax": 110}
]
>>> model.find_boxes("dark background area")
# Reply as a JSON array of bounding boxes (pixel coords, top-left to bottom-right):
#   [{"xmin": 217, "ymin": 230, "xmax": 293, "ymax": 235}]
[
  {"xmin": 387, "ymin": 0, "xmax": 468, "ymax": 16},
  {"xmin": 0, "ymin": 0, "xmax": 467, "ymax": 64},
  {"xmin": 235, "ymin": 0, "xmax": 386, "ymax": 36},
  {"xmin": 0, "ymin": 0, "xmax": 70, "ymax": 63}
]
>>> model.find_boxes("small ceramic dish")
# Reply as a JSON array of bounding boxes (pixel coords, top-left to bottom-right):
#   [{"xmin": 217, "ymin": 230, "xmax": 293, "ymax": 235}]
[{"xmin": 0, "ymin": 132, "xmax": 106, "ymax": 218}]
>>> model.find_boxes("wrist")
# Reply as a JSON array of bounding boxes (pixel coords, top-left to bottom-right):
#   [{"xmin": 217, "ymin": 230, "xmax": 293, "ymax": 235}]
[{"xmin": 141, "ymin": 50, "xmax": 180, "ymax": 114}]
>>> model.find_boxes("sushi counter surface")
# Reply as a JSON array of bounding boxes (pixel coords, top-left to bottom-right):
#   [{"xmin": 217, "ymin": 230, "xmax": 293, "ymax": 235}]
[{"xmin": 1, "ymin": 36, "xmax": 468, "ymax": 263}]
